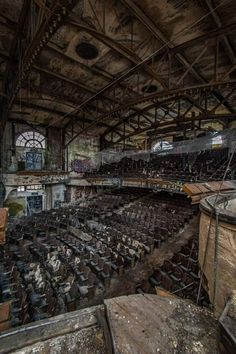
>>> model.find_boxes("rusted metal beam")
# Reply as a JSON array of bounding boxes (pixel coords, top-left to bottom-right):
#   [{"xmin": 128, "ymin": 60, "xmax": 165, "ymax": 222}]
[
  {"xmin": 210, "ymin": 88, "xmax": 236, "ymax": 113},
  {"xmin": 170, "ymin": 22, "xmax": 236, "ymax": 55},
  {"xmin": 205, "ymin": 0, "xmax": 236, "ymax": 64},
  {"xmin": 61, "ymin": 17, "xmax": 236, "ymax": 125},
  {"xmin": 33, "ymin": 65, "xmax": 119, "ymax": 105},
  {"xmin": 47, "ymin": 42, "xmax": 141, "ymax": 100},
  {"xmin": 68, "ymin": 17, "xmax": 168, "ymax": 90},
  {"xmin": 12, "ymin": 99, "xmax": 110, "ymax": 128},
  {"xmin": 176, "ymin": 47, "xmax": 208, "ymax": 86},
  {"xmin": 1, "ymin": 0, "xmax": 31, "ymax": 130},
  {"xmin": 120, "ymin": 0, "xmax": 235, "ymax": 114},
  {"xmin": 33, "ymin": 63, "xmax": 152, "ymax": 122},
  {"xmin": 109, "ymin": 112, "xmax": 236, "ymax": 146},
  {"xmin": 120, "ymin": 0, "xmax": 205, "ymax": 83},
  {"xmin": 64, "ymin": 80, "xmax": 236, "ymax": 147},
  {"xmin": 1, "ymin": 0, "xmax": 77, "ymax": 134},
  {"xmin": 2, "ymin": 16, "xmax": 236, "ymax": 66},
  {"xmin": 99, "ymin": 81, "xmax": 236, "ymax": 133}
]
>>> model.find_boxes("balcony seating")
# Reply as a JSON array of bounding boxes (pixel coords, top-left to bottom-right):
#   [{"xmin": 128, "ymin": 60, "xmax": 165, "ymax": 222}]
[{"xmin": 85, "ymin": 148, "xmax": 235, "ymax": 182}]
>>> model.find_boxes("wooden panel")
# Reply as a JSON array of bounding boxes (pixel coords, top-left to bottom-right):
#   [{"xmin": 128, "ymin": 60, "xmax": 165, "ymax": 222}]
[
  {"xmin": 105, "ymin": 294, "xmax": 174, "ymax": 354},
  {"xmin": 0, "ymin": 301, "xmax": 11, "ymax": 323},
  {"xmin": 0, "ymin": 208, "xmax": 8, "ymax": 231},
  {"xmin": 105, "ymin": 294, "xmax": 219, "ymax": 354},
  {"xmin": 0, "ymin": 208, "xmax": 8, "ymax": 245},
  {"xmin": 183, "ymin": 181, "xmax": 236, "ymax": 204},
  {"xmin": 183, "ymin": 183, "xmax": 202, "ymax": 195},
  {"xmin": 0, "ymin": 305, "xmax": 103, "ymax": 354}
]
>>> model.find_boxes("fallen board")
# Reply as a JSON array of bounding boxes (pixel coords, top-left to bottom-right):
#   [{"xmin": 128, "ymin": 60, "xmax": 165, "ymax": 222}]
[
  {"xmin": 183, "ymin": 180, "xmax": 236, "ymax": 204},
  {"xmin": 105, "ymin": 294, "xmax": 219, "ymax": 354}
]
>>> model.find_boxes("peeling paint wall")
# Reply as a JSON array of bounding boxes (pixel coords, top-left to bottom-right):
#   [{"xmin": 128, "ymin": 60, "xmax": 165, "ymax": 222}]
[
  {"xmin": 2, "ymin": 122, "xmax": 63, "ymax": 172},
  {"xmin": 67, "ymin": 135, "xmax": 99, "ymax": 171},
  {"xmin": 45, "ymin": 184, "xmax": 66, "ymax": 209},
  {"xmin": 2, "ymin": 173, "xmax": 66, "ymax": 216},
  {"xmin": 47, "ymin": 127, "xmax": 63, "ymax": 170}
]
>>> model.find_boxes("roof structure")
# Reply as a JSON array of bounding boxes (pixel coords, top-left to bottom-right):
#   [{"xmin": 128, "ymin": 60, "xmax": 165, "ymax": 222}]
[{"xmin": 0, "ymin": 0, "xmax": 236, "ymax": 148}]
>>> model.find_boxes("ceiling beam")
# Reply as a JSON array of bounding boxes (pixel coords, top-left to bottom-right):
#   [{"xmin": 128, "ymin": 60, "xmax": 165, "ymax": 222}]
[
  {"xmin": 170, "ymin": 22, "xmax": 236, "ymax": 56},
  {"xmin": 0, "ymin": 0, "xmax": 77, "ymax": 135},
  {"xmin": 1, "ymin": 0, "xmax": 31, "ymax": 132},
  {"xmin": 47, "ymin": 43, "xmax": 144, "ymax": 101},
  {"xmin": 68, "ymin": 17, "xmax": 168, "ymax": 90},
  {"xmin": 0, "ymin": 17, "xmax": 148, "ymax": 105},
  {"xmin": 33, "ymin": 65, "xmax": 116, "ymax": 103},
  {"xmin": 64, "ymin": 79, "xmax": 236, "ymax": 147},
  {"xmin": 2, "ymin": 17, "xmax": 236, "ymax": 68},
  {"xmin": 120, "ymin": 0, "xmax": 235, "ymax": 114},
  {"xmin": 205, "ymin": 0, "xmax": 236, "ymax": 64},
  {"xmin": 12, "ymin": 99, "xmax": 111, "ymax": 128},
  {"xmin": 120, "ymin": 0, "xmax": 205, "ymax": 82},
  {"xmin": 109, "ymin": 112, "xmax": 236, "ymax": 146}
]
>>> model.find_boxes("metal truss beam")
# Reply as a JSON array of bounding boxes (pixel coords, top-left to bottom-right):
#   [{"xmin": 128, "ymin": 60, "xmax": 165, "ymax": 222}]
[
  {"xmin": 120, "ymin": 0, "xmax": 205, "ymax": 82},
  {"xmin": 68, "ymin": 17, "xmax": 168, "ymax": 90},
  {"xmin": 12, "ymin": 99, "xmax": 111, "ymax": 129},
  {"xmin": 47, "ymin": 42, "xmax": 143, "ymax": 101},
  {"xmin": 205, "ymin": 0, "xmax": 236, "ymax": 64},
  {"xmin": 101, "ymin": 80, "xmax": 236, "ymax": 134},
  {"xmin": 0, "ymin": 0, "xmax": 77, "ymax": 134},
  {"xmin": 107, "ymin": 113, "xmax": 236, "ymax": 146},
  {"xmin": 60, "ymin": 18, "xmax": 236, "ymax": 129},
  {"xmin": 64, "ymin": 80, "xmax": 236, "ymax": 147},
  {"xmin": 34, "ymin": 65, "xmax": 120, "ymax": 106},
  {"xmin": 120, "ymin": 0, "xmax": 235, "ymax": 113}
]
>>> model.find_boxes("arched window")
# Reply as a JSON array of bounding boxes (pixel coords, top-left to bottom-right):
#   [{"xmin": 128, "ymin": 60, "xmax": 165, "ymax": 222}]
[
  {"xmin": 152, "ymin": 141, "xmax": 173, "ymax": 152},
  {"xmin": 16, "ymin": 131, "xmax": 45, "ymax": 149}
]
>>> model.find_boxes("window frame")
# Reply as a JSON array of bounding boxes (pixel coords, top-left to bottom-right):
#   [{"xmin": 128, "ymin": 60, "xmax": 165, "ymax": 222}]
[{"xmin": 16, "ymin": 131, "xmax": 46, "ymax": 149}]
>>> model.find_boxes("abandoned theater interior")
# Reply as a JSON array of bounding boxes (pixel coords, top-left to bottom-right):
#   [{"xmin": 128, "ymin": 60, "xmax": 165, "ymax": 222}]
[{"xmin": 0, "ymin": 0, "xmax": 236, "ymax": 353}]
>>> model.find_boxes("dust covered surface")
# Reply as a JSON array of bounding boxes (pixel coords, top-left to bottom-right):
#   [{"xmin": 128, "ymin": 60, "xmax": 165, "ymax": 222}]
[
  {"xmin": 12, "ymin": 326, "xmax": 106, "ymax": 354},
  {"xmin": 105, "ymin": 294, "xmax": 219, "ymax": 354}
]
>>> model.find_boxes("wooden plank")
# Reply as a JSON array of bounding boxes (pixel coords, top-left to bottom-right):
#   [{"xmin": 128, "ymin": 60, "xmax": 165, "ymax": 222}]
[
  {"xmin": 0, "ymin": 208, "xmax": 8, "ymax": 231},
  {"xmin": 0, "ymin": 209, "xmax": 8, "ymax": 245},
  {"xmin": 0, "ymin": 305, "xmax": 103, "ymax": 354},
  {"xmin": 195, "ymin": 184, "xmax": 208, "ymax": 193},
  {"xmin": 223, "ymin": 181, "xmax": 235, "ymax": 189},
  {"xmin": 0, "ymin": 301, "xmax": 11, "ymax": 323},
  {"xmin": 105, "ymin": 294, "xmax": 175, "ymax": 354},
  {"xmin": 105, "ymin": 294, "xmax": 219, "ymax": 354},
  {"xmin": 183, "ymin": 183, "xmax": 195, "ymax": 195},
  {"xmin": 183, "ymin": 183, "xmax": 202, "ymax": 195},
  {"xmin": 183, "ymin": 181, "xmax": 236, "ymax": 199},
  {"xmin": 209, "ymin": 181, "xmax": 221, "ymax": 191}
]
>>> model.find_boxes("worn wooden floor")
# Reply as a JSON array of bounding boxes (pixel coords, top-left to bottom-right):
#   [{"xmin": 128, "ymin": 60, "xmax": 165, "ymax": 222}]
[{"xmin": 105, "ymin": 294, "xmax": 219, "ymax": 354}]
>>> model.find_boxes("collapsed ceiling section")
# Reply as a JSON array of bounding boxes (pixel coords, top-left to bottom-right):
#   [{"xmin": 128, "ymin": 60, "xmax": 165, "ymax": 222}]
[{"xmin": 0, "ymin": 0, "xmax": 236, "ymax": 147}]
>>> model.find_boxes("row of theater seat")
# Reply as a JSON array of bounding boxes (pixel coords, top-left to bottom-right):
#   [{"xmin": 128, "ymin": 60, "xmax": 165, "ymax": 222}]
[
  {"xmin": 85, "ymin": 148, "xmax": 236, "ymax": 182},
  {"xmin": 137, "ymin": 236, "xmax": 209, "ymax": 306},
  {"xmin": 1, "ymin": 190, "xmax": 196, "ymax": 328}
]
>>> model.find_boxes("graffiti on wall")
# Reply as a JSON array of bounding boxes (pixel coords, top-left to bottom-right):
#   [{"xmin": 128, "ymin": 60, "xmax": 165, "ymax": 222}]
[{"xmin": 71, "ymin": 159, "xmax": 91, "ymax": 173}]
